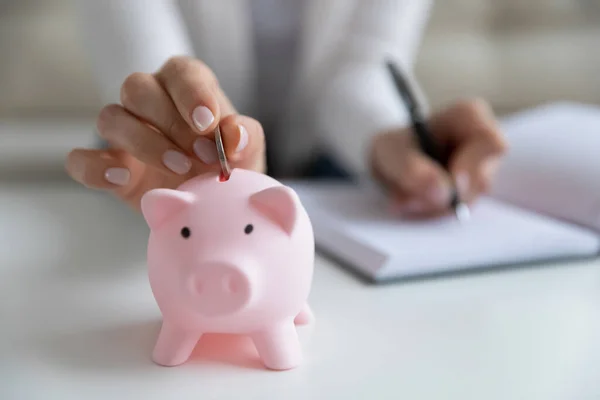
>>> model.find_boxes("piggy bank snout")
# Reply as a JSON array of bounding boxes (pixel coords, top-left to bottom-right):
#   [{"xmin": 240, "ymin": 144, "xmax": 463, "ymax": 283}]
[{"xmin": 187, "ymin": 262, "xmax": 256, "ymax": 317}]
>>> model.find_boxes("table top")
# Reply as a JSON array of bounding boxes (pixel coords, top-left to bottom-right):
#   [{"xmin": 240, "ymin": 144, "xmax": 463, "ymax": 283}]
[{"xmin": 1, "ymin": 180, "xmax": 600, "ymax": 400}]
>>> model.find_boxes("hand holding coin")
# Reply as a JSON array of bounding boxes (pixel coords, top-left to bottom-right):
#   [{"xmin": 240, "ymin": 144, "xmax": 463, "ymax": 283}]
[{"xmin": 65, "ymin": 56, "xmax": 267, "ymax": 211}]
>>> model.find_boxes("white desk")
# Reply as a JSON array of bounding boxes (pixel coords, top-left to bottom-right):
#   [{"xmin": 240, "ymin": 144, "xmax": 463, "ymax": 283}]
[{"xmin": 1, "ymin": 181, "xmax": 600, "ymax": 400}]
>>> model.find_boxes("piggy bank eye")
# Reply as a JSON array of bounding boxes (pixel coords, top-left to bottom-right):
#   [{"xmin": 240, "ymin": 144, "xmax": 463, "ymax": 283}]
[
  {"xmin": 180, "ymin": 227, "xmax": 191, "ymax": 239},
  {"xmin": 244, "ymin": 224, "xmax": 254, "ymax": 234}
]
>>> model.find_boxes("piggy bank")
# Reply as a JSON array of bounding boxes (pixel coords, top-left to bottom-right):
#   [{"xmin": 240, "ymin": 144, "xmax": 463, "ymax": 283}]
[{"xmin": 140, "ymin": 168, "xmax": 315, "ymax": 370}]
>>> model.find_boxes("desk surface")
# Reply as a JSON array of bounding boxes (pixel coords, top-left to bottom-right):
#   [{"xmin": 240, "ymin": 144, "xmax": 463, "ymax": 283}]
[{"xmin": 1, "ymin": 181, "xmax": 600, "ymax": 400}]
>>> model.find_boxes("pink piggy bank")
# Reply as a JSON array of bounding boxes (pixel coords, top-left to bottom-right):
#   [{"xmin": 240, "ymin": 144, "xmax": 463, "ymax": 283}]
[{"xmin": 140, "ymin": 168, "xmax": 315, "ymax": 370}]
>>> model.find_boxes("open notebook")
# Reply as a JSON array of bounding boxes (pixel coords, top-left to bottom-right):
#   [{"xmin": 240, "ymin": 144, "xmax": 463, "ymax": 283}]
[{"xmin": 287, "ymin": 102, "xmax": 600, "ymax": 282}]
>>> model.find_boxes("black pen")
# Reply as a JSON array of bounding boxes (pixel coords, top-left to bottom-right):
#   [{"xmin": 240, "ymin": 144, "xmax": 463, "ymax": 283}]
[{"xmin": 385, "ymin": 60, "xmax": 470, "ymax": 222}]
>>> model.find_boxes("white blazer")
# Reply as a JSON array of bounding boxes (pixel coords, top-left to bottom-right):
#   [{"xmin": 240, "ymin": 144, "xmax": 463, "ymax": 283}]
[{"xmin": 75, "ymin": 0, "xmax": 433, "ymax": 176}]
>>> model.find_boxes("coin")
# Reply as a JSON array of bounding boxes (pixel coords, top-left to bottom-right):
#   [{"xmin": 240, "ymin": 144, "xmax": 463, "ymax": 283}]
[{"xmin": 214, "ymin": 124, "xmax": 231, "ymax": 179}]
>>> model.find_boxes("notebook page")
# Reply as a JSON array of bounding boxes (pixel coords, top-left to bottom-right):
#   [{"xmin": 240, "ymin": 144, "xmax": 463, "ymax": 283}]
[
  {"xmin": 492, "ymin": 102, "xmax": 600, "ymax": 233},
  {"xmin": 291, "ymin": 183, "xmax": 600, "ymax": 280}
]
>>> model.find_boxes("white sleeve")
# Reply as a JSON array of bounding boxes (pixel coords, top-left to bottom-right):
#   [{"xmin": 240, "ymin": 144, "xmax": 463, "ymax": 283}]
[
  {"xmin": 313, "ymin": 0, "xmax": 434, "ymax": 177},
  {"xmin": 73, "ymin": 0, "xmax": 195, "ymax": 103}
]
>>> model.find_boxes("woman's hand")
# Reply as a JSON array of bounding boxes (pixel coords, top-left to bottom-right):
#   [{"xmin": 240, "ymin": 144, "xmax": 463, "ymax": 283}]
[
  {"xmin": 66, "ymin": 56, "xmax": 266, "ymax": 210},
  {"xmin": 370, "ymin": 98, "xmax": 507, "ymax": 216}
]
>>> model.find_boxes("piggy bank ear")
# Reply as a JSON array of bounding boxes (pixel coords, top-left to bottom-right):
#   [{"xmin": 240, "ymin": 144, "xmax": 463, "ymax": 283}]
[
  {"xmin": 249, "ymin": 186, "xmax": 299, "ymax": 235},
  {"xmin": 141, "ymin": 189, "xmax": 196, "ymax": 230}
]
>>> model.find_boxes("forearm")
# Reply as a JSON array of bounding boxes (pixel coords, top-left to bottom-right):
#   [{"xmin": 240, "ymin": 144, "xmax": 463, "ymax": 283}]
[
  {"xmin": 74, "ymin": 0, "xmax": 194, "ymax": 103},
  {"xmin": 314, "ymin": 0, "xmax": 434, "ymax": 177}
]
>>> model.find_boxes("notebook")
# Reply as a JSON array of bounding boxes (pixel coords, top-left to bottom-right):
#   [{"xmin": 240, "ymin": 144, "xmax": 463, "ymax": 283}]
[{"xmin": 287, "ymin": 102, "xmax": 600, "ymax": 282}]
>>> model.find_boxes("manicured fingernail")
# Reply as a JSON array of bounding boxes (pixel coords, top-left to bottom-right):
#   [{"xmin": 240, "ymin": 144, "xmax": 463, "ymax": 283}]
[
  {"xmin": 192, "ymin": 106, "xmax": 215, "ymax": 131},
  {"xmin": 455, "ymin": 172, "xmax": 470, "ymax": 197},
  {"xmin": 426, "ymin": 182, "xmax": 452, "ymax": 207},
  {"xmin": 104, "ymin": 168, "xmax": 130, "ymax": 186},
  {"xmin": 236, "ymin": 125, "xmax": 248, "ymax": 153},
  {"xmin": 162, "ymin": 150, "xmax": 191, "ymax": 174},
  {"xmin": 193, "ymin": 137, "xmax": 218, "ymax": 164}
]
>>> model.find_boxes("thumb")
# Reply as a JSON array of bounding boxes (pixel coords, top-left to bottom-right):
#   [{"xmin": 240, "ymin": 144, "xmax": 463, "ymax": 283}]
[{"xmin": 219, "ymin": 114, "xmax": 266, "ymax": 173}]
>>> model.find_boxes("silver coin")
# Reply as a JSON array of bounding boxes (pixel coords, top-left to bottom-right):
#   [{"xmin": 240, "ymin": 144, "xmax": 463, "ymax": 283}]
[{"xmin": 214, "ymin": 125, "xmax": 231, "ymax": 179}]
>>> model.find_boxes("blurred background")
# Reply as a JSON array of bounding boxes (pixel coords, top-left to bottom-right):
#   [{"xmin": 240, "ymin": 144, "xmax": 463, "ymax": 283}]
[{"xmin": 1, "ymin": 0, "xmax": 599, "ymax": 175}]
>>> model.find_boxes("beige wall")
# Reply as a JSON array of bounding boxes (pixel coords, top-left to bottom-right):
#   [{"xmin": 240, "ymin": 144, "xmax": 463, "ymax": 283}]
[
  {"xmin": 1, "ymin": 0, "xmax": 599, "ymax": 118},
  {"xmin": 417, "ymin": 0, "xmax": 600, "ymax": 114},
  {"xmin": 0, "ymin": 0, "xmax": 100, "ymax": 117}
]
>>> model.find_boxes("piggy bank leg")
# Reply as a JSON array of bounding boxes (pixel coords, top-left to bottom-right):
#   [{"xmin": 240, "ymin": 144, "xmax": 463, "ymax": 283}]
[
  {"xmin": 294, "ymin": 303, "xmax": 314, "ymax": 325},
  {"xmin": 152, "ymin": 321, "xmax": 201, "ymax": 367},
  {"xmin": 252, "ymin": 320, "xmax": 302, "ymax": 370}
]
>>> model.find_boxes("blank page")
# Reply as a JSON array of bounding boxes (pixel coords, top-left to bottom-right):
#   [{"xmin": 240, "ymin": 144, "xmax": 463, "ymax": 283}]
[
  {"xmin": 491, "ymin": 102, "xmax": 600, "ymax": 233},
  {"xmin": 290, "ymin": 182, "xmax": 600, "ymax": 281}
]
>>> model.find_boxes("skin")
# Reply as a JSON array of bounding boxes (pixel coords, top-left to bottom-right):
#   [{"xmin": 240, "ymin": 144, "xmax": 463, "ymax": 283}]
[
  {"xmin": 370, "ymin": 98, "xmax": 508, "ymax": 217},
  {"xmin": 66, "ymin": 56, "xmax": 266, "ymax": 210},
  {"xmin": 65, "ymin": 56, "xmax": 507, "ymax": 216}
]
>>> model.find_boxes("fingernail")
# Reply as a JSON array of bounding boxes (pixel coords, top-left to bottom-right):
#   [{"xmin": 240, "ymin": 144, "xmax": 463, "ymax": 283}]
[
  {"xmin": 193, "ymin": 137, "xmax": 218, "ymax": 164},
  {"xmin": 426, "ymin": 182, "xmax": 452, "ymax": 207},
  {"xmin": 455, "ymin": 172, "xmax": 470, "ymax": 197},
  {"xmin": 236, "ymin": 125, "xmax": 248, "ymax": 153},
  {"xmin": 192, "ymin": 106, "xmax": 215, "ymax": 131},
  {"xmin": 162, "ymin": 150, "xmax": 192, "ymax": 174},
  {"xmin": 104, "ymin": 168, "xmax": 130, "ymax": 186}
]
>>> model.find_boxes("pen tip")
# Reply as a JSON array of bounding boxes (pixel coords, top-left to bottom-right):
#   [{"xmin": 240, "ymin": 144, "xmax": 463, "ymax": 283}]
[{"xmin": 455, "ymin": 203, "xmax": 471, "ymax": 223}]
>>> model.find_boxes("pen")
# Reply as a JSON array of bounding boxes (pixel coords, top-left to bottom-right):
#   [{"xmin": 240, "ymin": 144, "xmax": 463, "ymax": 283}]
[{"xmin": 385, "ymin": 60, "xmax": 470, "ymax": 222}]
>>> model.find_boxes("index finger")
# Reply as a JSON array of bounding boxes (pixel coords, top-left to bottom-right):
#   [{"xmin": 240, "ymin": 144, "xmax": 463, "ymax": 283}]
[{"xmin": 430, "ymin": 98, "xmax": 506, "ymax": 152}]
